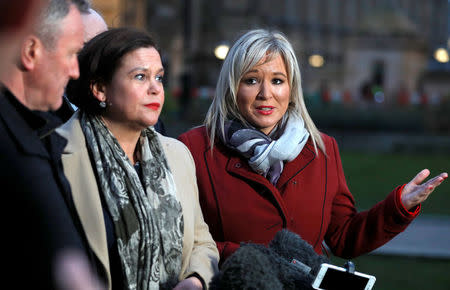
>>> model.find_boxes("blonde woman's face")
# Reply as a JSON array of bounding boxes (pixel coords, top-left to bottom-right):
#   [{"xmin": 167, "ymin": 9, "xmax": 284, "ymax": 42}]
[{"xmin": 236, "ymin": 54, "xmax": 290, "ymax": 135}]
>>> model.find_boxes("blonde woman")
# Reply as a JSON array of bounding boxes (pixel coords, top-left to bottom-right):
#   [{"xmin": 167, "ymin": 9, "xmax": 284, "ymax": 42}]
[{"xmin": 179, "ymin": 29, "xmax": 447, "ymax": 263}]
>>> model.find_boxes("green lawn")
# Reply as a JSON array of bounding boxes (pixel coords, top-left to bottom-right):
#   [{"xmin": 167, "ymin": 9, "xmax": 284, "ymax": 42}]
[
  {"xmin": 329, "ymin": 255, "xmax": 450, "ymax": 290},
  {"xmin": 340, "ymin": 151, "xmax": 450, "ymax": 215},
  {"xmin": 335, "ymin": 151, "xmax": 450, "ymax": 289},
  {"xmin": 164, "ymin": 104, "xmax": 450, "ymax": 289}
]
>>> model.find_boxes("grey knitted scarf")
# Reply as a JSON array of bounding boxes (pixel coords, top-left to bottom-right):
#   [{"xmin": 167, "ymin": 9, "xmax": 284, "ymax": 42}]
[
  {"xmin": 80, "ymin": 112, "xmax": 183, "ymax": 289},
  {"xmin": 221, "ymin": 113, "xmax": 309, "ymax": 185}
]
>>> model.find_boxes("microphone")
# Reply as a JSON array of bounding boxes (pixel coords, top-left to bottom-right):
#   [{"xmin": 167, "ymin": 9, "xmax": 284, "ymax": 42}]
[
  {"xmin": 210, "ymin": 229, "xmax": 330, "ymax": 290},
  {"xmin": 269, "ymin": 229, "xmax": 330, "ymax": 276},
  {"xmin": 209, "ymin": 244, "xmax": 283, "ymax": 290}
]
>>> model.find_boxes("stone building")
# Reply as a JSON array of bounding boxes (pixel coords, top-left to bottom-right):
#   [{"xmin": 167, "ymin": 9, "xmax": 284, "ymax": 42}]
[{"xmin": 92, "ymin": 0, "xmax": 449, "ymax": 106}]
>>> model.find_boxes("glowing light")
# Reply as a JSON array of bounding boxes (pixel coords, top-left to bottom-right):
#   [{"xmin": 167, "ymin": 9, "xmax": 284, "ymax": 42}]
[
  {"xmin": 434, "ymin": 48, "xmax": 449, "ymax": 63},
  {"xmin": 308, "ymin": 54, "xmax": 324, "ymax": 68},
  {"xmin": 214, "ymin": 44, "xmax": 229, "ymax": 60}
]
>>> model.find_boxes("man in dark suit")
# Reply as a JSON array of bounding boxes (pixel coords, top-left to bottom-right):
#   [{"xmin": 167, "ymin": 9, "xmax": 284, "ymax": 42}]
[{"xmin": 0, "ymin": 0, "xmax": 104, "ymax": 289}]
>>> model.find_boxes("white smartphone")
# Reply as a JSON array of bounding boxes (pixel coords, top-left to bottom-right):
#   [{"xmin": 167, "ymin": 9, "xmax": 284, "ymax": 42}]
[{"xmin": 312, "ymin": 263, "xmax": 376, "ymax": 290}]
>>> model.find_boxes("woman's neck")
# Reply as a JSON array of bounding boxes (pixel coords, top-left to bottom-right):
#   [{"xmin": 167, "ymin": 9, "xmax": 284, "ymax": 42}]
[{"xmin": 101, "ymin": 117, "xmax": 141, "ymax": 164}]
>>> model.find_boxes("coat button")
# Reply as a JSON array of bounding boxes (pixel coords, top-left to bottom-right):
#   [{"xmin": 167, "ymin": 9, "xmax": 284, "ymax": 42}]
[
  {"xmin": 292, "ymin": 180, "xmax": 297, "ymax": 185},
  {"xmin": 235, "ymin": 163, "xmax": 241, "ymax": 168}
]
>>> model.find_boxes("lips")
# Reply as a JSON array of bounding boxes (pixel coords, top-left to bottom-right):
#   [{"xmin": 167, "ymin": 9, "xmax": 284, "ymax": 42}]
[
  {"xmin": 145, "ymin": 103, "xmax": 160, "ymax": 110},
  {"xmin": 256, "ymin": 106, "xmax": 275, "ymax": 115}
]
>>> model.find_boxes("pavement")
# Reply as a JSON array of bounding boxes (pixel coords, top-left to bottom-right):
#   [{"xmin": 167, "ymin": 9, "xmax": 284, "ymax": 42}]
[
  {"xmin": 370, "ymin": 214, "xmax": 450, "ymax": 259},
  {"xmin": 330, "ymin": 131, "xmax": 450, "ymax": 154}
]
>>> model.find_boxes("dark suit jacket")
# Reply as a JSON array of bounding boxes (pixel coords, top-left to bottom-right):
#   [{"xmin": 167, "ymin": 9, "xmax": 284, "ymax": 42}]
[
  {"xmin": 52, "ymin": 95, "xmax": 76, "ymax": 123},
  {"xmin": 0, "ymin": 87, "xmax": 99, "ymax": 289},
  {"xmin": 179, "ymin": 126, "xmax": 418, "ymax": 262}
]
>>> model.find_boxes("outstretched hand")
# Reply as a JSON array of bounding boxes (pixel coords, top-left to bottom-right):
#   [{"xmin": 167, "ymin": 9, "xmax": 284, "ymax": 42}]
[{"xmin": 401, "ymin": 169, "xmax": 448, "ymax": 211}]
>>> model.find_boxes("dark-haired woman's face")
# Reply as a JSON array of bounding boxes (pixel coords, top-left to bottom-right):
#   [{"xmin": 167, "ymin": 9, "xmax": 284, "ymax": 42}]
[{"xmin": 100, "ymin": 47, "xmax": 164, "ymax": 131}]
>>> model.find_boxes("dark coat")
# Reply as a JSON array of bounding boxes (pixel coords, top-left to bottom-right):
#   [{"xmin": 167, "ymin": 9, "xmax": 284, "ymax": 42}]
[
  {"xmin": 179, "ymin": 126, "xmax": 418, "ymax": 262},
  {"xmin": 0, "ymin": 87, "xmax": 98, "ymax": 289},
  {"xmin": 52, "ymin": 95, "xmax": 76, "ymax": 123}
]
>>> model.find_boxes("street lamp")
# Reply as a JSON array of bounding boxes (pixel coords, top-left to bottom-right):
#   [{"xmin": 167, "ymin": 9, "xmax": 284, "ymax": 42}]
[
  {"xmin": 434, "ymin": 48, "xmax": 449, "ymax": 63},
  {"xmin": 214, "ymin": 44, "xmax": 229, "ymax": 60},
  {"xmin": 308, "ymin": 54, "xmax": 325, "ymax": 68}
]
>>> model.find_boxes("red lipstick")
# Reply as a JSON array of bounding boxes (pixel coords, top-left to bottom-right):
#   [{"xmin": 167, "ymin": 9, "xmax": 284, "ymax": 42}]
[
  {"xmin": 256, "ymin": 106, "xmax": 274, "ymax": 115},
  {"xmin": 145, "ymin": 103, "xmax": 160, "ymax": 110}
]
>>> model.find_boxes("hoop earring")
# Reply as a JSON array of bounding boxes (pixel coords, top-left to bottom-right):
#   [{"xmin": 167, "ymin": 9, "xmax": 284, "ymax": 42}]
[{"xmin": 99, "ymin": 101, "xmax": 106, "ymax": 108}]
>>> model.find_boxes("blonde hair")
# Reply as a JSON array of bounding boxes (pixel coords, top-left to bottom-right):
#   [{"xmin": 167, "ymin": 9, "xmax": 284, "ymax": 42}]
[{"xmin": 204, "ymin": 29, "xmax": 325, "ymax": 154}]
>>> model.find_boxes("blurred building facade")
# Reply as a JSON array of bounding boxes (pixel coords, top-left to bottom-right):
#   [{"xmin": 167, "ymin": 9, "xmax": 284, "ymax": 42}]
[
  {"xmin": 92, "ymin": 0, "xmax": 147, "ymax": 28},
  {"xmin": 92, "ymin": 0, "xmax": 449, "ymax": 108}
]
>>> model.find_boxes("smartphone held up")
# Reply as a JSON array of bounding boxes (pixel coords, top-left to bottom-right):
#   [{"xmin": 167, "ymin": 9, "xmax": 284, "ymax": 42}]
[{"xmin": 312, "ymin": 263, "xmax": 376, "ymax": 290}]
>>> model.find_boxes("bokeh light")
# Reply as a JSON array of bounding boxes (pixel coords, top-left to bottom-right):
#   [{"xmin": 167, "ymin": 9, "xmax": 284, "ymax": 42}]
[
  {"xmin": 434, "ymin": 48, "xmax": 449, "ymax": 63},
  {"xmin": 308, "ymin": 54, "xmax": 325, "ymax": 68},
  {"xmin": 214, "ymin": 44, "xmax": 229, "ymax": 60}
]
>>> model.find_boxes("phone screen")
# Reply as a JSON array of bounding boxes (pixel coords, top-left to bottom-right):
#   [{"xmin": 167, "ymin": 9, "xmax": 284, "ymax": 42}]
[{"xmin": 318, "ymin": 267, "xmax": 370, "ymax": 290}]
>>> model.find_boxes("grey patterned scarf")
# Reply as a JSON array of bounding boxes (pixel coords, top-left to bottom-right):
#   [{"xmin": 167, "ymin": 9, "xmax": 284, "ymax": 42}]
[
  {"xmin": 80, "ymin": 112, "xmax": 183, "ymax": 289},
  {"xmin": 221, "ymin": 113, "xmax": 309, "ymax": 185}
]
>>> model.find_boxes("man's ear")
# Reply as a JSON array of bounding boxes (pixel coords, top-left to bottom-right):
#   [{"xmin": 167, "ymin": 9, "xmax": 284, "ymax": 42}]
[
  {"xmin": 91, "ymin": 82, "xmax": 106, "ymax": 102},
  {"xmin": 20, "ymin": 35, "xmax": 42, "ymax": 71}
]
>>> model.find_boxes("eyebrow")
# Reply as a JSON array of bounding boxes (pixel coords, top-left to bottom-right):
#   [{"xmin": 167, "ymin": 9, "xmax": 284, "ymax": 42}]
[
  {"xmin": 245, "ymin": 69, "xmax": 287, "ymax": 78},
  {"xmin": 273, "ymin": 72, "xmax": 287, "ymax": 78},
  {"xmin": 127, "ymin": 67, "xmax": 164, "ymax": 74}
]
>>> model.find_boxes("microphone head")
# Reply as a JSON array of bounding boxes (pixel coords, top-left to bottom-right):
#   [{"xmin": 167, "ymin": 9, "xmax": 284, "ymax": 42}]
[
  {"xmin": 269, "ymin": 229, "xmax": 329, "ymax": 275},
  {"xmin": 209, "ymin": 243, "xmax": 283, "ymax": 290},
  {"xmin": 212, "ymin": 242, "xmax": 316, "ymax": 289}
]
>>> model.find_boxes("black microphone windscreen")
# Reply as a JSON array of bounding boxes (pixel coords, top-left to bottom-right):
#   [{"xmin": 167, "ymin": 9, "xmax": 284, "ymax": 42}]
[
  {"xmin": 269, "ymin": 229, "xmax": 329, "ymax": 275},
  {"xmin": 209, "ymin": 244, "xmax": 283, "ymax": 290}
]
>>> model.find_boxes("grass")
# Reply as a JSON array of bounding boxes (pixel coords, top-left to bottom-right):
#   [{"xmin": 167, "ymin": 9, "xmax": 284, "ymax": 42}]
[
  {"xmin": 340, "ymin": 151, "xmax": 450, "ymax": 215},
  {"xmin": 329, "ymin": 255, "xmax": 450, "ymax": 290},
  {"xmin": 164, "ymin": 112, "xmax": 450, "ymax": 289},
  {"xmin": 335, "ymin": 151, "xmax": 450, "ymax": 289}
]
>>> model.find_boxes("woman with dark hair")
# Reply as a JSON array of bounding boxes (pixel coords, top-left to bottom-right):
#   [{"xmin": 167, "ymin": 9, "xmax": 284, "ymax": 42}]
[
  {"xmin": 58, "ymin": 27, "xmax": 219, "ymax": 289},
  {"xmin": 178, "ymin": 28, "xmax": 447, "ymax": 263}
]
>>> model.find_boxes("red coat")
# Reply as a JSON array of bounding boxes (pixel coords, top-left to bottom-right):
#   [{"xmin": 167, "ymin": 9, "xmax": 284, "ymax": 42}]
[{"xmin": 179, "ymin": 126, "xmax": 417, "ymax": 261}]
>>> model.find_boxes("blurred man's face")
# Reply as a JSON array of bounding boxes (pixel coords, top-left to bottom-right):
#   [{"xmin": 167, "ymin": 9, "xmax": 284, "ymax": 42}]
[
  {"xmin": 32, "ymin": 4, "xmax": 84, "ymax": 111},
  {"xmin": 81, "ymin": 9, "xmax": 107, "ymax": 43}
]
